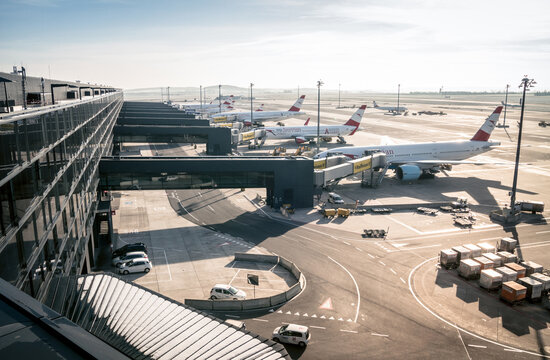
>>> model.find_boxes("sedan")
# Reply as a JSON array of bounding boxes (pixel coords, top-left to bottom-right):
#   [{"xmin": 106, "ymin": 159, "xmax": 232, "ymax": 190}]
[
  {"xmin": 118, "ymin": 259, "xmax": 152, "ymax": 275},
  {"xmin": 112, "ymin": 251, "xmax": 148, "ymax": 267}
]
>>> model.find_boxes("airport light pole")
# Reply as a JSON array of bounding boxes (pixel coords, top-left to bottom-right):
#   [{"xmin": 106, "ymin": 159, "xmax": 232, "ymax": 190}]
[
  {"xmin": 502, "ymin": 84, "xmax": 510, "ymax": 127},
  {"xmin": 317, "ymin": 80, "xmax": 324, "ymax": 153},
  {"xmin": 250, "ymin": 83, "xmax": 254, "ymax": 125},
  {"xmin": 509, "ymin": 76, "xmax": 536, "ymax": 215},
  {"xmin": 200, "ymin": 85, "xmax": 202, "ymax": 111},
  {"xmin": 397, "ymin": 84, "xmax": 400, "ymax": 115},
  {"xmin": 338, "ymin": 83, "xmax": 341, "ymax": 108},
  {"xmin": 218, "ymin": 84, "xmax": 222, "ymax": 114}
]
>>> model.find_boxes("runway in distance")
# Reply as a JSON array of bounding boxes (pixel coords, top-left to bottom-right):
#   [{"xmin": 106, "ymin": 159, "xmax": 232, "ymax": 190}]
[
  {"xmin": 501, "ymin": 100, "xmax": 522, "ymax": 108},
  {"xmin": 315, "ymin": 106, "xmax": 503, "ymax": 181},
  {"xmin": 372, "ymin": 100, "xmax": 408, "ymax": 113},
  {"xmin": 211, "ymin": 95, "xmax": 306, "ymax": 124},
  {"xmin": 263, "ymin": 105, "xmax": 366, "ymax": 144}
]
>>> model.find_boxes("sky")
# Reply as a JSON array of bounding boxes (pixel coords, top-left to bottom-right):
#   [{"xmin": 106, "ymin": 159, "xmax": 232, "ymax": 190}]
[{"xmin": 2, "ymin": 0, "xmax": 549, "ymax": 91}]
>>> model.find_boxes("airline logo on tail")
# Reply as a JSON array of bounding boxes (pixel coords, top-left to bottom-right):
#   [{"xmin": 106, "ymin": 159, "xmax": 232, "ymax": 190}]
[
  {"xmin": 288, "ymin": 95, "xmax": 306, "ymax": 112},
  {"xmin": 343, "ymin": 105, "xmax": 366, "ymax": 135},
  {"xmin": 470, "ymin": 106, "xmax": 502, "ymax": 141},
  {"xmin": 304, "ymin": 117, "xmax": 310, "ymax": 125}
]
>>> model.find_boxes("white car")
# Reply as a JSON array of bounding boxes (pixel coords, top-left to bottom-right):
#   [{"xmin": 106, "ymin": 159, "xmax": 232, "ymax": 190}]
[
  {"xmin": 112, "ymin": 251, "xmax": 148, "ymax": 267},
  {"xmin": 210, "ymin": 284, "xmax": 246, "ymax": 300},
  {"xmin": 272, "ymin": 324, "xmax": 310, "ymax": 347},
  {"xmin": 118, "ymin": 259, "xmax": 152, "ymax": 275}
]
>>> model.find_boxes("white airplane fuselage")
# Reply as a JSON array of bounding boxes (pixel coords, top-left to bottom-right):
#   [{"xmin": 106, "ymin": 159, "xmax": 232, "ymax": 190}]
[
  {"xmin": 265, "ymin": 125, "xmax": 355, "ymax": 139},
  {"xmin": 213, "ymin": 110, "xmax": 305, "ymax": 122}
]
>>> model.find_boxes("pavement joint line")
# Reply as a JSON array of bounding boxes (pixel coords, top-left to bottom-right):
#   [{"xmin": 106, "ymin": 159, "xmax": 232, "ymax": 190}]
[
  {"xmin": 341, "ymin": 329, "xmax": 358, "ymax": 334},
  {"xmin": 328, "ymin": 256, "xmax": 360, "ymax": 323},
  {"xmin": 408, "ymin": 256, "xmax": 550, "ymax": 358}
]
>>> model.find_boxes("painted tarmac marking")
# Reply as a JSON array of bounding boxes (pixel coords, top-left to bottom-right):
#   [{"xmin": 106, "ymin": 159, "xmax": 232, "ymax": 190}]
[
  {"xmin": 252, "ymin": 318, "xmax": 269, "ymax": 322},
  {"xmin": 343, "ymin": 241, "xmax": 351, "ymax": 246},
  {"xmin": 387, "ymin": 216, "xmax": 423, "ymax": 234},
  {"xmin": 390, "ymin": 268, "xmax": 397, "ymax": 275},
  {"xmin": 355, "ymin": 247, "xmax": 363, "ymax": 252},
  {"xmin": 163, "ymin": 250, "xmax": 172, "ymax": 281},
  {"xmin": 310, "ymin": 325, "xmax": 326, "ymax": 330},
  {"xmin": 328, "ymin": 256, "xmax": 360, "ymax": 323},
  {"xmin": 456, "ymin": 328, "xmax": 472, "ymax": 360},
  {"xmin": 535, "ymin": 230, "xmax": 550, "ymax": 234},
  {"xmin": 400, "ymin": 277, "xmax": 406, "ymax": 284},
  {"xmin": 467, "ymin": 344, "xmax": 487, "ymax": 349},
  {"xmin": 341, "ymin": 329, "xmax": 358, "ymax": 334},
  {"xmin": 207, "ymin": 205, "xmax": 215, "ymax": 212},
  {"xmin": 388, "ymin": 244, "xmax": 441, "ymax": 252},
  {"xmin": 368, "ymin": 253, "xmax": 375, "ymax": 259},
  {"xmin": 370, "ymin": 333, "xmax": 388, "ymax": 337},
  {"xmin": 229, "ymin": 269, "xmax": 241, "ymax": 285},
  {"xmin": 379, "ymin": 261, "xmax": 386, "ymax": 266}
]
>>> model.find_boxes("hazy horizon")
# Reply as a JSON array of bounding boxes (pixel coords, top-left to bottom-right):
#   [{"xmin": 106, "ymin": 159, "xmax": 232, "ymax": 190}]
[{"xmin": 2, "ymin": 0, "xmax": 549, "ymax": 92}]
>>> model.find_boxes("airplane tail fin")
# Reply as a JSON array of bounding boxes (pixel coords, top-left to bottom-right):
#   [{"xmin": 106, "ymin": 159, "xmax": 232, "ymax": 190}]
[
  {"xmin": 470, "ymin": 106, "xmax": 502, "ymax": 141},
  {"xmin": 501, "ymin": 101, "xmax": 505, "ymax": 106},
  {"xmin": 288, "ymin": 95, "xmax": 306, "ymax": 112},
  {"xmin": 343, "ymin": 105, "xmax": 366, "ymax": 135},
  {"xmin": 304, "ymin": 117, "xmax": 310, "ymax": 125},
  {"xmin": 256, "ymin": 104, "xmax": 264, "ymax": 111},
  {"xmin": 373, "ymin": 101, "xmax": 379, "ymax": 108}
]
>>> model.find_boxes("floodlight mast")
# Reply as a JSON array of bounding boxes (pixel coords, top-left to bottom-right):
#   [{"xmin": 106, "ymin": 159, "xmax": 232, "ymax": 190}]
[
  {"xmin": 509, "ymin": 76, "xmax": 536, "ymax": 214},
  {"xmin": 250, "ymin": 83, "xmax": 254, "ymax": 125},
  {"xmin": 316, "ymin": 80, "xmax": 324, "ymax": 153}
]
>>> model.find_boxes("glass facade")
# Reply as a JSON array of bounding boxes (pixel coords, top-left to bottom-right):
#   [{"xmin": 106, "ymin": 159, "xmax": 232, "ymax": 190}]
[{"xmin": 0, "ymin": 92, "xmax": 123, "ymax": 299}]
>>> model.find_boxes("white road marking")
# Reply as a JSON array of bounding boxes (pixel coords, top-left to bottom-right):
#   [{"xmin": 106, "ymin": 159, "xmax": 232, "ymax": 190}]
[
  {"xmin": 370, "ymin": 333, "xmax": 389, "ymax": 337},
  {"xmin": 387, "ymin": 216, "xmax": 423, "ymax": 234},
  {"xmin": 368, "ymin": 253, "xmax": 375, "ymax": 259},
  {"xmin": 310, "ymin": 325, "xmax": 326, "ymax": 330},
  {"xmin": 355, "ymin": 247, "xmax": 363, "ymax": 252},
  {"xmin": 388, "ymin": 244, "xmax": 441, "ymax": 252},
  {"xmin": 341, "ymin": 329, "xmax": 358, "ymax": 333},
  {"xmin": 400, "ymin": 277, "xmax": 406, "ymax": 284},
  {"xmin": 163, "ymin": 250, "xmax": 172, "ymax": 281},
  {"xmin": 467, "ymin": 344, "xmax": 487, "ymax": 349},
  {"xmin": 535, "ymin": 230, "xmax": 550, "ymax": 234},
  {"xmin": 456, "ymin": 328, "xmax": 472, "ymax": 360},
  {"xmin": 207, "ymin": 205, "xmax": 215, "ymax": 212},
  {"xmin": 229, "ymin": 269, "xmax": 240, "ymax": 285},
  {"xmin": 379, "ymin": 261, "xmax": 386, "ymax": 266},
  {"xmin": 343, "ymin": 241, "xmax": 351, "ymax": 245},
  {"xmin": 390, "ymin": 268, "xmax": 397, "ymax": 275},
  {"xmin": 179, "ymin": 202, "xmax": 200, "ymax": 222},
  {"xmin": 479, "ymin": 237, "xmax": 500, "ymax": 241},
  {"xmin": 408, "ymin": 257, "xmax": 550, "ymax": 358},
  {"xmin": 328, "ymin": 256, "xmax": 361, "ymax": 323},
  {"xmin": 252, "ymin": 318, "xmax": 269, "ymax": 322}
]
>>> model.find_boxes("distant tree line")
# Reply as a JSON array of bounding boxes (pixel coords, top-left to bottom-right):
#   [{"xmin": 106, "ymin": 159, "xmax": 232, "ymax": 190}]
[
  {"xmin": 409, "ymin": 91, "xmax": 520, "ymax": 95},
  {"xmin": 534, "ymin": 91, "xmax": 550, "ymax": 96}
]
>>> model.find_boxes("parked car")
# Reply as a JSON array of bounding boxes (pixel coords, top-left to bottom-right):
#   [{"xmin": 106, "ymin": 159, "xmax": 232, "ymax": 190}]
[
  {"xmin": 210, "ymin": 284, "xmax": 246, "ymax": 300},
  {"xmin": 272, "ymin": 324, "xmax": 310, "ymax": 347},
  {"xmin": 112, "ymin": 242, "xmax": 148, "ymax": 258},
  {"xmin": 112, "ymin": 251, "xmax": 148, "ymax": 267},
  {"xmin": 118, "ymin": 259, "xmax": 152, "ymax": 275},
  {"xmin": 328, "ymin": 192, "xmax": 344, "ymax": 204}
]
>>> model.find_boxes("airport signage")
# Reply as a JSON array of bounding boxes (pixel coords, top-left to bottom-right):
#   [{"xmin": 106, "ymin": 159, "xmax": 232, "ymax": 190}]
[
  {"xmin": 247, "ymin": 274, "xmax": 259, "ymax": 286},
  {"xmin": 352, "ymin": 158, "xmax": 372, "ymax": 174},
  {"xmin": 314, "ymin": 159, "xmax": 327, "ymax": 170},
  {"xmin": 241, "ymin": 131, "xmax": 255, "ymax": 141}
]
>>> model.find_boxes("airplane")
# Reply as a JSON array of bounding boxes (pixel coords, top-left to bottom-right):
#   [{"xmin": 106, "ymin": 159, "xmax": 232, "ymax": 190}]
[
  {"xmin": 314, "ymin": 106, "xmax": 503, "ymax": 181},
  {"xmin": 262, "ymin": 105, "xmax": 366, "ymax": 144},
  {"xmin": 180, "ymin": 95, "xmax": 234, "ymax": 110},
  {"xmin": 211, "ymin": 95, "xmax": 306, "ymax": 124},
  {"xmin": 501, "ymin": 100, "xmax": 521, "ymax": 108},
  {"xmin": 372, "ymin": 100, "xmax": 408, "ymax": 113}
]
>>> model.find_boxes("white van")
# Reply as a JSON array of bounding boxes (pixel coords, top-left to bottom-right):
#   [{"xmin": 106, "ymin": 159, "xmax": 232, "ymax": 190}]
[{"xmin": 272, "ymin": 323, "xmax": 310, "ymax": 347}]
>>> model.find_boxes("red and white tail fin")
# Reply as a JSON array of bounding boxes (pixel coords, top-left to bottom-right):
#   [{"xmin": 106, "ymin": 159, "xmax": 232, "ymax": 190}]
[
  {"xmin": 470, "ymin": 106, "xmax": 502, "ymax": 141},
  {"xmin": 288, "ymin": 95, "xmax": 306, "ymax": 112},
  {"xmin": 343, "ymin": 105, "xmax": 366, "ymax": 135},
  {"xmin": 304, "ymin": 117, "xmax": 310, "ymax": 125},
  {"xmin": 256, "ymin": 104, "xmax": 264, "ymax": 111}
]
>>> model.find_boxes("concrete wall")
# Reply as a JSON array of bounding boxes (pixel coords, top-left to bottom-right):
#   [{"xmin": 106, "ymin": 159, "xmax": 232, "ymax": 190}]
[{"xmin": 184, "ymin": 252, "xmax": 305, "ymax": 311}]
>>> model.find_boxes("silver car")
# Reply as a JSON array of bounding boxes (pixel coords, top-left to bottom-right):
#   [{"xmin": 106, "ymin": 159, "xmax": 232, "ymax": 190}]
[
  {"xmin": 118, "ymin": 259, "xmax": 152, "ymax": 275},
  {"xmin": 112, "ymin": 251, "xmax": 148, "ymax": 267}
]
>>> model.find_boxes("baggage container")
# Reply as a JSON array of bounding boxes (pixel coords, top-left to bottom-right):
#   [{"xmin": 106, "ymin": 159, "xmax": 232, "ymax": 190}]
[
  {"xmin": 520, "ymin": 261, "xmax": 543, "ymax": 276},
  {"xmin": 497, "ymin": 237, "xmax": 517, "ymax": 253},
  {"xmin": 451, "ymin": 246, "xmax": 472, "ymax": 262},
  {"xmin": 477, "ymin": 242, "xmax": 496, "ymax": 254},
  {"xmin": 504, "ymin": 263, "xmax": 526, "ymax": 278},
  {"xmin": 518, "ymin": 200, "xmax": 544, "ymax": 214},
  {"xmin": 439, "ymin": 249, "xmax": 458, "ymax": 269},
  {"xmin": 479, "ymin": 269, "xmax": 503, "ymax": 290},
  {"xmin": 517, "ymin": 277, "xmax": 543, "ymax": 302},
  {"xmin": 530, "ymin": 273, "xmax": 550, "ymax": 294},
  {"xmin": 463, "ymin": 244, "xmax": 482, "ymax": 258},
  {"xmin": 500, "ymin": 281, "xmax": 526, "ymax": 304},
  {"xmin": 496, "ymin": 251, "xmax": 517, "ymax": 264},
  {"xmin": 458, "ymin": 259, "xmax": 481, "ymax": 280},
  {"xmin": 337, "ymin": 208, "xmax": 350, "ymax": 218},
  {"xmin": 473, "ymin": 256, "xmax": 494, "ymax": 270},
  {"xmin": 483, "ymin": 253, "xmax": 502, "ymax": 268},
  {"xmin": 495, "ymin": 266, "xmax": 517, "ymax": 282},
  {"xmin": 323, "ymin": 209, "xmax": 337, "ymax": 218}
]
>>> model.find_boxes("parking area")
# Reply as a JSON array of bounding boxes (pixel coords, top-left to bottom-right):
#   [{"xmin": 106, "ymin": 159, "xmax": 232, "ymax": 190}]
[{"xmin": 105, "ymin": 190, "xmax": 296, "ymax": 303}]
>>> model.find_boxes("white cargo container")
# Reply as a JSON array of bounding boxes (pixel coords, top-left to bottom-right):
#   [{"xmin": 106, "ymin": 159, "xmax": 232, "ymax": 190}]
[
  {"xmin": 439, "ymin": 249, "xmax": 458, "ymax": 269},
  {"xmin": 483, "ymin": 253, "xmax": 503, "ymax": 267},
  {"xmin": 463, "ymin": 244, "xmax": 482, "ymax": 258},
  {"xmin": 530, "ymin": 273, "xmax": 550, "ymax": 293},
  {"xmin": 496, "ymin": 251, "xmax": 517, "ymax": 264},
  {"xmin": 477, "ymin": 242, "xmax": 496, "ymax": 254},
  {"xmin": 495, "ymin": 266, "xmax": 517, "ymax": 282},
  {"xmin": 520, "ymin": 261, "xmax": 543, "ymax": 276},
  {"xmin": 458, "ymin": 259, "xmax": 481, "ymax": 279},
  {"xmin": 473, "ymin": 256, "xmax": 494, "ymax": 270},
  {"xmin": 451, "ymin": 246, "xmax": 472, "ymax": 262},
  {"xmin": 517, "ymin": 277, "xmax": 543, "ymax": 301},
  {"xmin": 497, "ymin": 237, "xmax": 517, "ymax": 252},
  {"xmin": 479, "ymin": 269, "xmax": 503, "ymax": 290}
]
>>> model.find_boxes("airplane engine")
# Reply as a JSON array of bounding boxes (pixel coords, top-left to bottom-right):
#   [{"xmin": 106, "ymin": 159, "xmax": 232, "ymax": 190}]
[
  {"xmin": 396, "ymin": 164, "xmax": 422, "ymax": 181},
  {"xmin": 295, "ymin": 136, "xmax": 307, "ymax": 144}
]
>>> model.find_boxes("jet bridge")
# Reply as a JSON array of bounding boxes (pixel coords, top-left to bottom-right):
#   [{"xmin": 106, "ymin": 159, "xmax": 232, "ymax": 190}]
[{"xmin": 313, "ymin": 152, "xmax": 387, "ymax": 188}]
